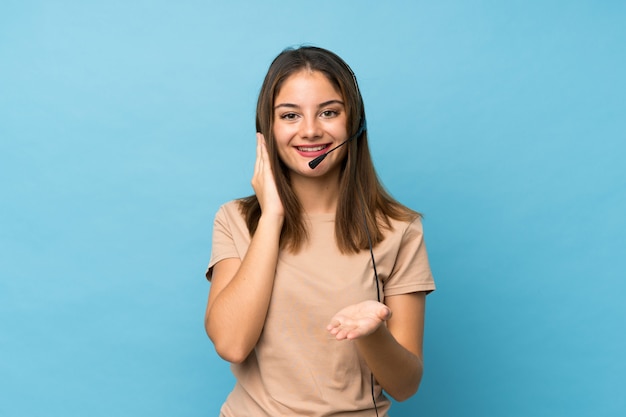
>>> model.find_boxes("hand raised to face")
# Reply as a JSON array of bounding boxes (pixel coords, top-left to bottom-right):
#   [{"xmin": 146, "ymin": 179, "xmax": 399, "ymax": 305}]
[{"xmin": 252, "ymin": 133, "xmax": 284, "ymax": 218}]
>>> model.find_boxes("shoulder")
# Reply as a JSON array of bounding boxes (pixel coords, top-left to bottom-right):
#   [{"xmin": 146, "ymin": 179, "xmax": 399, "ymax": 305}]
[
  {"xmin": 386, "ymin": 212, "xmax": 424, "ymax": 240},
  {"xmin": 218, "ymin": 199, "xmax": 243, "ymax": 215},
  {"xmin": 214, "ymin": 199, "xmax": 247, "ymax": 218},
  {"xmin": 212, "ymin": 199, "xmax": 248, "ymax": 231}
]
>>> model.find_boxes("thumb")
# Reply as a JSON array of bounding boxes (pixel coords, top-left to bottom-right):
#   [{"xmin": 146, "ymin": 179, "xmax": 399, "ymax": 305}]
[{"xmin": 378, "ymin": 305, "xmax": 392, "ymax": 321}]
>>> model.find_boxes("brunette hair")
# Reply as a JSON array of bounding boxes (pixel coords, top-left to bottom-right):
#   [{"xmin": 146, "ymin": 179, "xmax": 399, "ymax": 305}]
[{"xmin": 239, "ymin": 46, "xmax": 418, "ymax": 253}]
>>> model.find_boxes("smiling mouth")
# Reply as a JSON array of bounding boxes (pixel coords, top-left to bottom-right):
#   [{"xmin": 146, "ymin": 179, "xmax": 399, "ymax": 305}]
[{"xmin": 296, "ymin": 145, "xmax": 328, "ymax": 152}]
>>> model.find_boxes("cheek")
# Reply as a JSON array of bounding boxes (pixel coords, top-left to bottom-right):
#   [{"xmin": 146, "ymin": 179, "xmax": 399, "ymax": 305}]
[
  {"xmin": 272, "ymin": 136, "xmax": 290, "ymax": 162},
  {"xmin": 329, "ymin": 120, "xmax": 349, "ymax": 139},
  {"xmin": 272, "ymin": 124, "xmax": 295, "ymax": 150},
  {"xmin": 272, "ymin": 123, "xmax": 286, "ymax": 143},
  {"xmin": 275, "ymin": 146, "xmax": 288, "ymax": 161},
  {"xmin": 335, "ymin": 146, "xmax": 349, "ymax": 163}
]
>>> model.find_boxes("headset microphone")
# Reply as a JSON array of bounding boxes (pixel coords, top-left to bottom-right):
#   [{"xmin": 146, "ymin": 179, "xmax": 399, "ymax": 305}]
[{"xmin": 308, "ymin": 120, "xmax": 367, "ymax": 169}]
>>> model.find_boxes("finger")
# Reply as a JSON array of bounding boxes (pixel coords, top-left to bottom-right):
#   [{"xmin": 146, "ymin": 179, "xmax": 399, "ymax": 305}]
[
  {"xmin": 259, "ymin": 135, "xmax": 271, "ymax": 167},
  {"xmin": 327, "ymin": 313, "xmax": 348, "ymax": 329},
  {"xmin": 379, "ymin": 306, "xmax": 392, "ymax": 321},
  {"xmin": 346, "ymin": 329, "xmax": 362, "ymax": 340},
  {"xmin": 254, "ymin": 135, "xmax": 262, "ymax": 175},
  {"xmin": 334, "ymin": 327, "xmax": 352, "ymax": 340}
]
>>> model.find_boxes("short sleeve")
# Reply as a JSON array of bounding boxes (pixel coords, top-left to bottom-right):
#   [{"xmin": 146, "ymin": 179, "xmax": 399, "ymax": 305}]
[
  {"xmin": 205, "ymin": 204, "xmax": 241, "ymax": 281},
  {"xmin": 383, "ymin": 218, "xmax": 435, "ymax": 296}
]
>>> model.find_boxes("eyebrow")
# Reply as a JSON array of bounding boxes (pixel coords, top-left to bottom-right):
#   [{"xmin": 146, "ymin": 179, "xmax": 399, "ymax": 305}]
[{"xmin": 274, "ymin": 99, "xmax": 345, "ymax": 110}]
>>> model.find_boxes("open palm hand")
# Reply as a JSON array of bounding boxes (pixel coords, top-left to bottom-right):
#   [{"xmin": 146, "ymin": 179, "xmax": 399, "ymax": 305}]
[{"xmin": 327, "ymin": 300, "xmax": 392, "ymax": 340}]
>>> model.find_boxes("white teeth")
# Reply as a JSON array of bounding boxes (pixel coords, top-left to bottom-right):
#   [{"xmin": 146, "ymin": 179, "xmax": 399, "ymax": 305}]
[{"xmin": 297, "ymin": 145, "xmax": 326, "ymax": 152}]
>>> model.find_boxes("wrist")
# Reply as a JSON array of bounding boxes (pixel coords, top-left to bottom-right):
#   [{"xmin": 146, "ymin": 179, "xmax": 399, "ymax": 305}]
[{"xmin": 258, "ymin": 212, "xmax": 285, "ymax": 228}]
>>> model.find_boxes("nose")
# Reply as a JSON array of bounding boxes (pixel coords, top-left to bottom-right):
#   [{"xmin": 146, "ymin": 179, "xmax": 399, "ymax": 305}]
[{"xmin": 299, "ymin": 116, "xmax": 323, "ymax": 141}]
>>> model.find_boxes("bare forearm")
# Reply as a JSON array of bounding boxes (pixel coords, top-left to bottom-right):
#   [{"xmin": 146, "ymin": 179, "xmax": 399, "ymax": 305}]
[
  {"xmin": 355, "ymin": 326, "xmax": 423, "ymax": 401},
  {"xmin": 206, "ymin": 214, "xmax": 283, "ymax": 362}
]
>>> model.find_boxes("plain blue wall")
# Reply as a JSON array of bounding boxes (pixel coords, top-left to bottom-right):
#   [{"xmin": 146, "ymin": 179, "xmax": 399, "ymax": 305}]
[{"xmin": 1, "ymin": 1, "xmax": 624, "ymax": 416}]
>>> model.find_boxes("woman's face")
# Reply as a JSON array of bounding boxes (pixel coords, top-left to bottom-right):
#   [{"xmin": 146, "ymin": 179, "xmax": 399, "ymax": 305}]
[{"xmin": 272, "ymin": 70, "xmax": 349, "ymax": 180}]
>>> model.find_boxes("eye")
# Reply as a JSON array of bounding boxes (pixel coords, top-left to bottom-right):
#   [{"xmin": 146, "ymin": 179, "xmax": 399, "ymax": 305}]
[
  {"xmin": 279, "ymin": 112, "xmax": 299, "ymax": 121},
  {"xmin": 320, "ymin": 110, "xmax": 339, "ymax": 118}
]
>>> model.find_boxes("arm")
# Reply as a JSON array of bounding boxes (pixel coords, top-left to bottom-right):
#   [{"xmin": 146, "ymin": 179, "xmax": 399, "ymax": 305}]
[
  {"xmin": 327, "ymin": 292, "xmax": 427, "ymax": 401},
  {"xmin": 205, "ymin": 134, "xmax": 283, "ymax": 364}
]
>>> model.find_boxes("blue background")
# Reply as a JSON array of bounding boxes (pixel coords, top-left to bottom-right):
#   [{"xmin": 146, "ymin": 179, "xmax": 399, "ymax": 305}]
[{"xmin": 1, "ymin": 1, "xmax": 624, "ymax": 416}]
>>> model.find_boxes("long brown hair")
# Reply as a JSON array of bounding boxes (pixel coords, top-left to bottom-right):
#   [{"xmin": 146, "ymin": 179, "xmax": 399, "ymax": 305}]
[{"xmin": 240, "ymin": 46, "xmax": 419, "ymax": 253}]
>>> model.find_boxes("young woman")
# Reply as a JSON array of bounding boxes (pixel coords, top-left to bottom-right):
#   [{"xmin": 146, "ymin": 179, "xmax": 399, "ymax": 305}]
[{"xmin": 205, "ymin": 46, "xmax": 435, "ymax": 417}]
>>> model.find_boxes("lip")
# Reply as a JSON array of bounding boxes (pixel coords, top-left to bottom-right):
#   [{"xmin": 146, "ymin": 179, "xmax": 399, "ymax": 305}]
[{"xmin": 293, "ymin": 143, "xmax": 331, "ymax": 158}]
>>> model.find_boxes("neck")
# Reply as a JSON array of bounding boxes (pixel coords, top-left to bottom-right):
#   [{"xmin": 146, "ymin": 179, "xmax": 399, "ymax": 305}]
[{"xmin": 291, "ymin": 174, "xmax": 340, "ymax": 215}]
